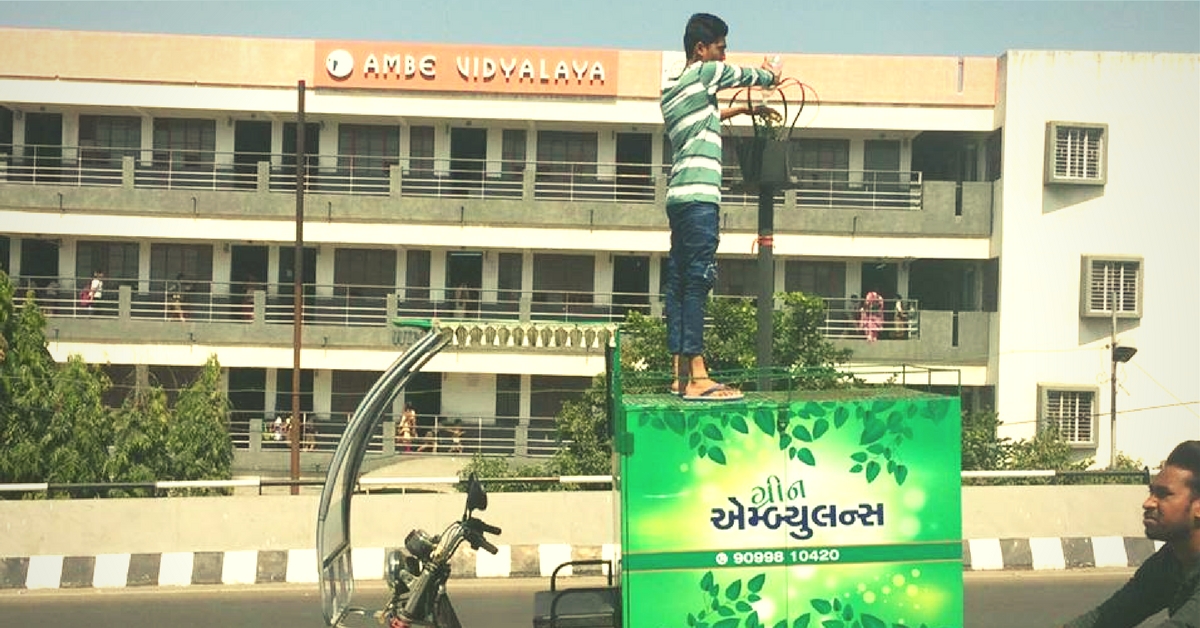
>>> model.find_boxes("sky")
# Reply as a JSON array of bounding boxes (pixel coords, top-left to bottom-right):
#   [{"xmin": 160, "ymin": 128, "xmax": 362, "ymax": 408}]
[{"xmin": 0, "ymin": 0, "xmax": 1197, "ymax": 57}]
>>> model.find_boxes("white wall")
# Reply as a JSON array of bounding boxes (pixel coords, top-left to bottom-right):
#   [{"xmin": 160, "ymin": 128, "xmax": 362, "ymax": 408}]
[{"xmin": 993, "ymin": 51, "xmax": 1200, "ymax": 465}]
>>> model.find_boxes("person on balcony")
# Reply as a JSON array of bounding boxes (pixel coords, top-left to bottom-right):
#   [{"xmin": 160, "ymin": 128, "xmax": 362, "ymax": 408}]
[
  {"xmin": 662, "ymin": 12, "xmax": 779, "ymax": 401},
  {"xmin": 891, "ymin": 293, "xmax": 909, "ymax": 340},
  {"xmin": 166, "ymin": 273, "xmax": 187, "ymax": 321},
  {"xmin": 80, "ymin": 270, "xmax": 104, "ymax": 315},
  {"xmin": 397, "ymin": 403, "xmax": 417, "ymax": 452},
  {"xmin": 856, "ymin": 291, "xmax": 885, "ymax": 342}
]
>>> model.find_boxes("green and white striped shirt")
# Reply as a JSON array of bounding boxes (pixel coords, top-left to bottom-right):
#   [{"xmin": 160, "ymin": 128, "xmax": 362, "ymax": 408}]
[{"xmin": 661, "ymin": 61, "xmax": 775, "ymax": 209}]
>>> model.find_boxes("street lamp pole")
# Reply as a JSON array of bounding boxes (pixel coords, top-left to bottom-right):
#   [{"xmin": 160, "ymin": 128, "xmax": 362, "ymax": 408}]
[
  {"xmin": 755, "ymin": 185, "xmax": 776, "ymax": 392},
  {"xmin": 291, "ymin": 80, "xmax": 306, "ymax": 494}
]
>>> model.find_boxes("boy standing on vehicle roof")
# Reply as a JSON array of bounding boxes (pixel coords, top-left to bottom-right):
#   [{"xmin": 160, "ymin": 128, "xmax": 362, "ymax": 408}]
[{"xmin": 661, "ymin": 12, "xmax": 780, "ymax": 402}]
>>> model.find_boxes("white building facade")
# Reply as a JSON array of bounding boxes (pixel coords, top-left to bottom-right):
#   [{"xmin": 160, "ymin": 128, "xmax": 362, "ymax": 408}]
[{"xmin": 0, "ymin": 29, "xmax": 1194, "ymax": 465}]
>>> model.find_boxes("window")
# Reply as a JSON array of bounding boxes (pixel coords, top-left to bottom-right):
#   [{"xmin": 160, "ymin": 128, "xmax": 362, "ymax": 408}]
[
  {"xmin": 153, "ymin": 118, "xmax": 215, "ymax": 170},
  {"xmin": 1045, "ymin": 122, "xmax": 1107, "ymax": 185},
  {"xmin": 501, "ymin": 129, "xmax": 526, "ymax": 175},
  {"xmin": 536, "ymin": 130, "xmax": 598, "ymax": 178},
  {"xmin": 1080, "ymin": 256, "xmax": 1142, "ymax": 318},
  {"xmin": 495, "ymin": 374, "xmax": 521, "ymax": 418},
  {"xmin": 532, "ymin": 254, "xmax": 594, "ymax": 303},
  {"xmin": 76, "ymin": 240, "xmax": 139, "ymax": 286},
  {"xmin": 792, "ymin": 138, "xmax": 850, "ymax": 183},
  {"xmin": 498, "ymin": 252, "xmax": 523, "ymax": 303},
  {"xmin": 408, "ymin": 126, "xmax": 435, "ymax": 174},
  {"xmin": 530, "ymin": 375, "xmax": 591, "ymax": 418},
  {"xmin": 785, "ymin": 261, "xmax": 846, "ymax": 298},
  {"xmin": 405, "ymin": 249, "xmax": 431, "ymax": 301},
  {"xmin": 1039, "ymin": 386, "xmax": 1097, "ymax": 447},
  {"xmin": 338, "ymin": 124, "xmax": 398, "ymax": 177},
  {"xmin": 334, "ymin": 248, "xmax": 397, "ymax": 296},
  {"xmin": 79, "ymin": 115, "xmax": 141, "ymax": 167},
  {"xmin": 713, "ymin": 258, "xmax": 758, "ymax": 297},
  {"xmin": 150, "ymin": 244, "xmax": 213, "ymax": 292}
]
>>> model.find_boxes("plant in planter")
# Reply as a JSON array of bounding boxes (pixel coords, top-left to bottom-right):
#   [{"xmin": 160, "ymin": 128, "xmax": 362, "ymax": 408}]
[{"xmin": 727, "ymin": 78, "xmax": 819, "ymax": 187}]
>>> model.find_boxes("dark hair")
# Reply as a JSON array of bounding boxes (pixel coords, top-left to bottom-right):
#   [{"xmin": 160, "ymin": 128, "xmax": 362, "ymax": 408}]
[
  {"xmin": 683, "ymin": 13, "xmax": 728, "ymax": 58},
  {"xmin": 1165, "ymin": 440, "xmax": 1200, "ymax": 496}
]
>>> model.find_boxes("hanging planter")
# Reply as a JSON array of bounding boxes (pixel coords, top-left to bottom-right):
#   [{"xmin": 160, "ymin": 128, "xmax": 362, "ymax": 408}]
[{"xmin": 729, "ymin": 79, "xmax": 818, "ymax": 187}]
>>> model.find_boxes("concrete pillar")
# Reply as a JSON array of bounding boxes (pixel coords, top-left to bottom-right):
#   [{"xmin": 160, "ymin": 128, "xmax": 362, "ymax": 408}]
[
  {"xmin": 138, "ymin": 242, "xmax": 152, "ymax": 293},
  {"xmin": 482, "ymin": 251, "xmax": 499, "ymax": 303},
  {"xmin": 270, "ymin": 120, "xmax": 284, "ymax": 168},
  {"xmin": 519, "ymin": 373, "xmax": 532, "ymax": 418},
  {"xmin": 315, "ymin": 244, "xmax": 334, "ymax": 297},
  {"xmin": 267, "ymin": 247, "xmax": 280, "ymax": 295},
  {"xmin": 430, "ymin": 249, "xmax": 447, "ymax": 302},
  {"xmin": 395, "ymin": 249, "xmax": 407, "ymax": 300},
  {"xmin": 485, "ymin": 127, "xmax": 503, "ymax": 177},
  {"xmin": 213, "ymin": 244, "xmax": 233, "ymax": 295},
  {"xmin": 8, "ymin": 238, "xmax": 20, "ymax": 278},
  {"xmin": 597, "ymin": 131, "xmax": 616, "ymax": 180},
  {"xmin": 58, "ymin": 238, "xmax": 76, "ymax": 287},
  {"xmin": 520, "ymin": 251, "xmax": 535, "ymax": 320},
  {"xmin": 264, "ymin": 369, "xmax": 278, "ymax": 416},
  {"xmin": 434, "ymin": 124, "xmax": 450, "ymax": 176},
  {"xmin": 257, "ymin": 161, "xmax": 270, "ymax": 193},
  {"xmin": 594, "ymin": 254, "xmax": 613, "ymax": 306},
  {"xmin": 135, "ymin": 364, "xmax": 150, "ymax": 392},
  {"xmin": 249, "ymin": 418, "xmax": 263, "ymax": 453},
  {"xmin": 139, "ymin": 117, "xmax": 153, "ymax": 166},
  {"xmin": 122, "ymin": 155, "xmax": 135, "ymax": 188},
  {"xmin": 313, "ymin": 369, "xmax": 332, "ymax": 420},
  {"xmin": 847, "ymin": 261, "xmax": 864, "ymax": 298}
]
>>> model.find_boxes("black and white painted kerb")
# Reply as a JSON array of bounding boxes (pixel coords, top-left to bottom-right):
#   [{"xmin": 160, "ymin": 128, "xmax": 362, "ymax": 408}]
[{"xmin": 0, "ymin": 538, "xmax": 1162, "ymax": 589}]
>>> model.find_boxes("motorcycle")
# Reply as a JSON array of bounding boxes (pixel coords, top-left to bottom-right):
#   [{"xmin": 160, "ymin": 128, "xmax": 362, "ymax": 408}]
[{"xmin": 381, "ymin": 474, "xmax": 502, "ymax": 628}]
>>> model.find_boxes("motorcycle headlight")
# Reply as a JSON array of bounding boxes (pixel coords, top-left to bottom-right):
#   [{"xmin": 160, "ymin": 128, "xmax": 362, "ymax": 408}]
[{"xmin": 404, "ymin": 529, "xmax": 437, "ymax": 562}]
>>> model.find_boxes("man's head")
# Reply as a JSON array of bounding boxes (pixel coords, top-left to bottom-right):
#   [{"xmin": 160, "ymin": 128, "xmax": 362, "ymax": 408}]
[
  {"xmin": 684, "ymin": 13, "xmax": 728, "ymax": 62},
  {"xmin": 1142, "ymin": 440, "xmax": 1200, "ymax": 543}
]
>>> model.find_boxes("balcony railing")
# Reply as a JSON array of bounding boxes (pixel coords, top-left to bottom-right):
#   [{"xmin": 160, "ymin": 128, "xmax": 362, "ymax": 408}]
[
  {"xmin": 233, "ymin": 411, "xmax": 561, "ymax": 457},
  {"xmin": 1, "ymin": 144, "xmax": 921, "ymax": 211},
  {"xmin": 11, "ymin": 275, "xmax": 920, "ymax": 343}
]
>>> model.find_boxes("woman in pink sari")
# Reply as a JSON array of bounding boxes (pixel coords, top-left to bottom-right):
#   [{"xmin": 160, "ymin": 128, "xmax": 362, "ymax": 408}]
[{"xmin": 857, "ymin": 291, "xmax": 885, "ymax": 342}]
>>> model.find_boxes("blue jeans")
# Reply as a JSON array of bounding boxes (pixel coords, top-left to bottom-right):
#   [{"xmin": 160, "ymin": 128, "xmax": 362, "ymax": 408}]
[{"xmin": 665, "ymin": 202, "xmax": 719, "ymax": 357}]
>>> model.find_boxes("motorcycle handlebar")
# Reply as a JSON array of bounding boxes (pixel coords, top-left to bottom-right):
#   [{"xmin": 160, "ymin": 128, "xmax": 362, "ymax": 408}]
[
  {"xmin": 478, "ymin": 538, "xmax": 499, "ymax": 555},
  {"xmin": 467, "ymin": 517, "xmax": 502, "ymax": 536}
]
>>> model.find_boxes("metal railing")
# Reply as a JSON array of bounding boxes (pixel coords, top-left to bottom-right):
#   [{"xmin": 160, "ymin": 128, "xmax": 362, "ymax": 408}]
[
  {"xmin": 9, "ymin": 276, "xmax": 921, "ymax": 340},
  {"xmin": 1, "ymin": 144, "xmax": 922, "ymax": 211},
  {"xmin": 235, "ymin": 411, "xmax": 562, "ymax": 457},
  {"xmin": 0, "ymin": 468, "xmax": 1153, "ymax": 497},
  {"xmin": 721, "ymin": 165, "xmax": 923, "ymax": 210}
]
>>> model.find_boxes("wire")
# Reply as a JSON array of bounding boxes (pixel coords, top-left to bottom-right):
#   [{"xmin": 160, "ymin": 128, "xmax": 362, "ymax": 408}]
[{"xmin": 1121, "ymin": 360, "xmax": 1200, "ymax": 418}]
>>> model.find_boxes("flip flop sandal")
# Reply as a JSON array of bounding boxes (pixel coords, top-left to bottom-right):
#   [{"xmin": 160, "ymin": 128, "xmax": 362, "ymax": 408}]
[
  {"xmin": 668, "ymin": 382, "xmax": 682, "ymax": 396},
  {"xmin": 682, "ymin": 383, "xmax": 745, "ymax": 402}
]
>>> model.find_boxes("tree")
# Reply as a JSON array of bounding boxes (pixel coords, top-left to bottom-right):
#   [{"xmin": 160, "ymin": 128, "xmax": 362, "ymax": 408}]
[
  {"xmin": 462, "ymin": 293, "xmax": 853, "ymax": 484},
  {"xmin": 0, "ymin": 274, "xmax": 59, "ymax": 484},
  {"xmin": 166, "ymin": 355, "xmax": 234, "ymax": 495},
  {"xmin": 41, "ymin": 356, "xmax": 113, "ymax": 491},
  {"xmin": 106, "ymin": 385, "xmax": 172, "ymax": 497}
]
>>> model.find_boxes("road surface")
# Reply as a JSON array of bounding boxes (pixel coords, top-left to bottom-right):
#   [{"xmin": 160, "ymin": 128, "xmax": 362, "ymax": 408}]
[{"xmin": 0, "ymin": 570, "xmax": 1167, "ymax": 628}]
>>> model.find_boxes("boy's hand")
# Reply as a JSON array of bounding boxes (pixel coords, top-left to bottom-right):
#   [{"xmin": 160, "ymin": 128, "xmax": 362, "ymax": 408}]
[{"xmin": 761, "ymin": 55, "xmax": 783, "ymax": 84}]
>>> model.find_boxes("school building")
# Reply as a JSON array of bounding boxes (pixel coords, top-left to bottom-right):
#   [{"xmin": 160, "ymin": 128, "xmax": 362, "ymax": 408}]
[{"xmin": 0, "ymin": 28, "xmax": 1195, "ymax": 466}]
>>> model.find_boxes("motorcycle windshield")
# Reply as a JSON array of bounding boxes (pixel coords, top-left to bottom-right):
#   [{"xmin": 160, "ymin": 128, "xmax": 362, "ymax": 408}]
[{"xmin": 316, "ymin": 322, "xmax": 447, "ymax": 626}]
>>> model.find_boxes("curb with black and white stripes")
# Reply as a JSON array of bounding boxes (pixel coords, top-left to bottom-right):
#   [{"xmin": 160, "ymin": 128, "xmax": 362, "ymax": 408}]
[{"xmin": 0, "ymin": 538, "xmax": 1161, "ymax": 590}]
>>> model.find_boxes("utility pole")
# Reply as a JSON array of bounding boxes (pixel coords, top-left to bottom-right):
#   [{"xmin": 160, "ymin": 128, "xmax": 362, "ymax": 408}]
[
  {"xmin": 1109, "ymin": 297, "xmax": 1117, "ymax": 470},
  {"xmin": 755, "ymin": 185, "xmax": 776, "ymax": 392},
  {"xmin": 290, "ymin": 80, "xmax": 306, "ymax": 494}
]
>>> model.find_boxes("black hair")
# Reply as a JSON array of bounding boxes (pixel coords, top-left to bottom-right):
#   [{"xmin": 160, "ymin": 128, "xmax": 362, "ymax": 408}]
[
  {"xmin": 683, "ymin": 13, "xmax": 728, "ymax": 58},
  {"xmin": 1165, "ymin": 440, "xmax": 1200, "ymax": 497}
]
